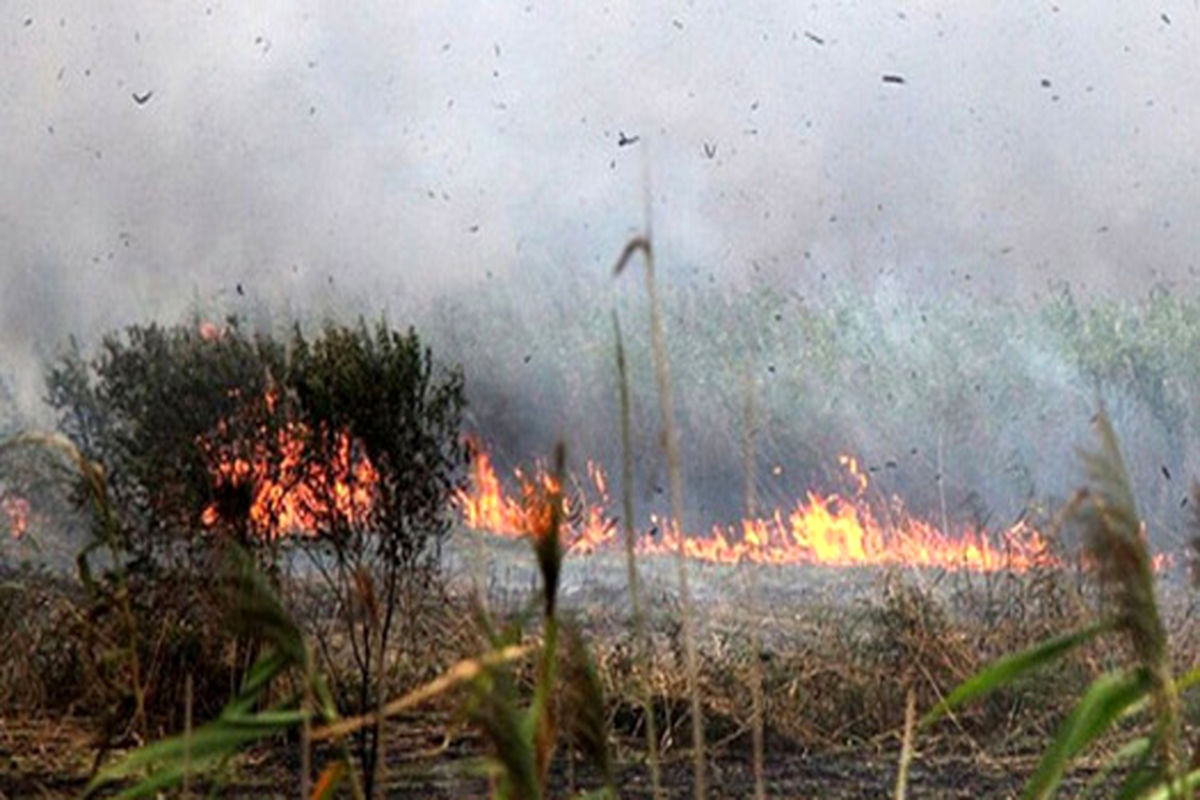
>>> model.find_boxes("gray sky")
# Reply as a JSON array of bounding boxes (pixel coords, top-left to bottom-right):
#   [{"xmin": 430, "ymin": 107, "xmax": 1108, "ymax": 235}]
[{"xmin": 3, "ymin": 1, "xmax": 1199, "ymax": 412}]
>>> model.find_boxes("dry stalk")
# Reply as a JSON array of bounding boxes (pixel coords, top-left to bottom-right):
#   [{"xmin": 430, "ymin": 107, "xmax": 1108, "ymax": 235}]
[
  {"xmin": 372, "ymin": 593, "xmax": 387, "ymax": 800},
  {"xmin": 183, "ymin": 672, "xmax": 193, "ymax": 800},
  {"xmin": 741, "ymin": 370, "xmax": 766, "ymax": 800},
  {"xmin": 613, "ymin": 157, "xmax": 706, "ymax": 800},
  {"xmin": 311, "ymin": 644, "xmax": 530, "ymax": 742},
  {"xmin": 300, "ymin": 646, "xmax": 313, "ymax": 800},
  {"xmin": 893, "ymin": 687, "xmax": 916, "ymax": 800},
  {"xmin": 614, "ymin": 312, "xmax": 664, "ymax": 800}
]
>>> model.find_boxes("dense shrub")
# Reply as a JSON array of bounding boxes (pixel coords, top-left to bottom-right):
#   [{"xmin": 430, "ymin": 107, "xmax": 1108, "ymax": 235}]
[{"xmin": 18, "ymin": 317, "xmax": 466, "ymax": 748}]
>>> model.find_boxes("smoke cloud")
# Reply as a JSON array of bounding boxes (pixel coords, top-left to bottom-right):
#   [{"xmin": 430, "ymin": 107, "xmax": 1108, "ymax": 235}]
[{"xmin": 2, "ymin": 2, "xmax": 1198, "ymax": 536}]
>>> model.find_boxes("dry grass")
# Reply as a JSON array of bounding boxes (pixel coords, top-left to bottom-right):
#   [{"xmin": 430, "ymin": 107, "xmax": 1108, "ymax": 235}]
[{"xmin": 4, "ymin": 548, "xmax": 1200, "ymax": 797}]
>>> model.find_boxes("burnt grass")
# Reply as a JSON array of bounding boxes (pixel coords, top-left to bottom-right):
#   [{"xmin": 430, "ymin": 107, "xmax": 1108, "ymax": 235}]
[{"xmin": 4, "ymin": 530, "xmax": 1198, "ymax": 798}]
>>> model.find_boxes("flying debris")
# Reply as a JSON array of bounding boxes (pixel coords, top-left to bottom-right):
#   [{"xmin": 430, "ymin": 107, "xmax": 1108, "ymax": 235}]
[
  {"xmin": 131, "ymin": 90, "xmax": 154, "ymax": 105},
  {"xmin": 881, "ymin": 74, "xmax": 906, "ymax": 85},
  {"xmin": 1162, "ymin": 465, "xmax": 1172, "ymax": 481},
  {"xmin": 617, "ymin": 131, "xmax": 640, "ymax": 147},
  {"xmin": 236, "ymin": 283, "xmax": 244, "ymax": 296},
  {"xmin": 803, "ymin": 30, "xmax": 825, "ymax": 45},
  {"xmin": 703, "ymin": 142, "xmax": 717, "ymax": 159},
  {"xmin": 1161, "ymin": 12, "xmax": 1171, "ymax": 24},
  {"xmin": 613, "ymin": 236, "xmax": 651, "ymax": 275}
]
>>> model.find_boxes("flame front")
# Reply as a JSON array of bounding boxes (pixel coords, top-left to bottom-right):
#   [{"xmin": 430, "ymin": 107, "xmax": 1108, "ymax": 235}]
[
  {"xmin": 454, "ymin": 449, "xmax": 617, "ymax": 550},
  {"xmin": 454, "ymin": 445, "xmax": 1054, "ymax": 572},
  {"xmin": 198, "ymin": 412, "xmax": 1052, "ymax": 573}
]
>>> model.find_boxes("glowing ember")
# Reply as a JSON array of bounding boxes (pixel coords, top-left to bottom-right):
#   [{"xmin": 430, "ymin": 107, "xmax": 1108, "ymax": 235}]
[
  {"xmin": 454, "ymin": 444, "xmax": 1056, "ymax": 572},
  {"xmin": 2, "ymin": 495, "xmax": 29, "ymax": 538}
]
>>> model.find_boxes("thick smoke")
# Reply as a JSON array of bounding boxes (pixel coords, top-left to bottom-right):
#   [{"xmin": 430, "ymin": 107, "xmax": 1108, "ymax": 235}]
[{"xmin": 3, "ymin": 3, "xmax": 1199, "ymax": 542}]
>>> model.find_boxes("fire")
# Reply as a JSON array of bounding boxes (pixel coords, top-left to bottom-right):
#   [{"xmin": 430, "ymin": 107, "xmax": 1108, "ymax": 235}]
[
  {"xmin": 2, "ymin": 495, "xmax": 29, "ymax": 538},
  {"xmin": 194, "ymin": 406, "xmax": 1054, "ymax": 573},
  {"xmin": 454, "ymin": 449, "xmax": 616, "ymax": 549},
  {"xmin": 200, "ymin": 418, "xmax": 379, "ymax": 538},
  {"xmin": 454, "ymin": 445, "xmax": 1056, "ymax": 573}
]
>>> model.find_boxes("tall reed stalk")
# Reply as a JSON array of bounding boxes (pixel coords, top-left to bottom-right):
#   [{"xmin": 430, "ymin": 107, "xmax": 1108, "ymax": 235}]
[
  {"xmin": 893, "ymin": 687, "xmax": 916, "ymax": 800},
  {"xmin": 615, "ymin": 227, "xmax": 707, "ymax": 800},
  {"xmin": 741, "ymin": 371, "xmax": 766, "ymax": 800},
  {"xmin": 614, "ymin": 313, "xmax": 664, "ymax": 800}
]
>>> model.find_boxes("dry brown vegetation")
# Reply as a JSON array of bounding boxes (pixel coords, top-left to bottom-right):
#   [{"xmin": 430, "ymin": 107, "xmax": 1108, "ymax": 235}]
[{"xmin": 4, "ymin": 533, "xmax": 1198, "ymax": 798}]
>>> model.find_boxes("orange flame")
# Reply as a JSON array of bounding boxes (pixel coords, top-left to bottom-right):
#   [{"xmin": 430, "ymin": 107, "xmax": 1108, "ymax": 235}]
[
  {"xmin": 454, "ymin": 448, "xmax": 617, "ymax": 552},
  {"xmin": 454, "ymin": 445, "xmax": 1056, "ymax": 572},
  {"xmin": 2, "ymin": 495, "xmax": 29, "ymax": 539},
  {"xmin": 199, "ymin": 419, "xmax": 379, "ymax": 539}
]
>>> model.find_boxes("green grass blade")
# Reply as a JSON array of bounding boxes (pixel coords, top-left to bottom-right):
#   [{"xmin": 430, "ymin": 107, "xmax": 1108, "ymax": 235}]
[
  {"xmin": 1134, "ymin": 767, "xmax": 1200, "ymax": 800},
  {"xmin": 921, "ymin": 620, "xmax": 1113, "ymax": 726},
  {"xmin": 1113, "ymin": 733, "xmax": 1162, "ymax": 800},
  {"xmin": 225, "ymin": 546, "xmax": 306, "ymax": 666},
  {"xmin": 1079, "ymin": 736, "xmax": 1149, "ymax": 799},
  {"xmin": 1176, "ymin": 665, "xmax": 1200, "ymax": 694},
  {"xmin": 87, "ymin": 706, "xmax": 303, "ymax": 795},
  {"xmin": 105, "ymin": 756, "xmax": 225, "ymax": 800},
  {"xmin": 1022, "ymin": 668, "xmax": 1154, "ymax": 800},
  {"xmin": 1111, "ymin": 664, "xmax": 1200, "ymax": 726},
  {"xmin": 562, "ymin": 620, "xmax": 616, "ymax": 793},
  {"xmin": 219, "ymin": 708, "xmax": 307, "ymax": 728},
  {"xmin": 91, "ymin": 722, "xmax": 274, "ymax": 782}
]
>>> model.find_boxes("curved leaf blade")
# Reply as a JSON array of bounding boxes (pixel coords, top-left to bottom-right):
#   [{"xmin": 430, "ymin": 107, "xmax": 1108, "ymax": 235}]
[
  {"xmin": 921, "ymin": 620, "xmax": 1113, "ymax": 726},
  {"xmin": 1023, "ymin": 668, "xmax": 1153, "ymax": 800}
]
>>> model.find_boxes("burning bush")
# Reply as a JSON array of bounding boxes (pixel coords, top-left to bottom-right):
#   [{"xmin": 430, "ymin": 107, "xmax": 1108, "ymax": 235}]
[
  {"xmin": 282, "ymin": 321, "xmax": 467, "ymax": 797},
  {"xmin": 31, "ymin": 317, "xmax": 466, "ymax": 761}
]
